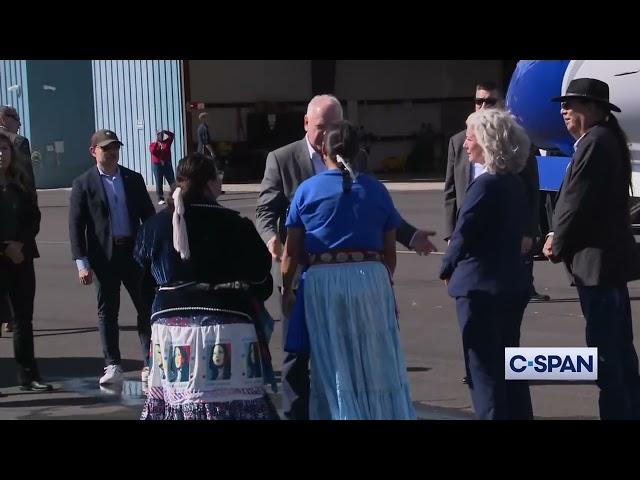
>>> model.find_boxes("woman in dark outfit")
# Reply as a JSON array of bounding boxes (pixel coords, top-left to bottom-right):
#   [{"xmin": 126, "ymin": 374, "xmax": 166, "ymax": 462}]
[
  {"xmin": 135, "ymin": 153, "xmax": 278, "ymax": 420},
  {"xmin": 0, "ymin": 132, "xmax": 52, "ymax": 393}
]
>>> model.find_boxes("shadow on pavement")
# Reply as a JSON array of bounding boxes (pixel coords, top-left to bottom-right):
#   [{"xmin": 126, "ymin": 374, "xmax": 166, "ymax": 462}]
[{"xmin": 0, "ymin": 357, "xmax": 143, "ymax": 389}]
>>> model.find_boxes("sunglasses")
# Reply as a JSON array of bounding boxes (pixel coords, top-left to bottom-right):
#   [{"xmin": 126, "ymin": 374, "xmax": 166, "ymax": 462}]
[{"xmin": 474, "ymin": 98, "xmax": 499, "ymax": 106}]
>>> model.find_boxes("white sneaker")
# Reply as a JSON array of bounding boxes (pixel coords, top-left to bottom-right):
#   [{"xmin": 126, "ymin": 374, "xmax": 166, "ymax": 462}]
[
  {"xmin": 158, "ymin": 199, "xmax": 166, "ymax": 205},
  {"xmin": 99, "ymin": 365, "xmax": 124, "ymax": 385},
  {"xmin": 141, "ymin": 366, "xmax": 150, "ymax": 384}
]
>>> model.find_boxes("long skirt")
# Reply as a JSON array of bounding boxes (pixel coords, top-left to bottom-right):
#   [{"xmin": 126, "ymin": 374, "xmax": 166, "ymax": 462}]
[
  {"xmin": 303, "ymin": 261, "xmax": 415, "ymax": 420},
  {"xmin": 141, "ymin": 288, "xmax": 279, "ymax": 420}
]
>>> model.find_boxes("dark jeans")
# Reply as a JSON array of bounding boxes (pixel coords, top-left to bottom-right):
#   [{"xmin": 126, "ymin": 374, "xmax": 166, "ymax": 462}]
[
  {"xmin": 577, "ymin": 285, "xmax": 640, "ymax": 419},
  {"xmin": 276, "ymin": 286, "xmax": 310, "ymax": 420},
  {"xmin": 1, "ymin": 260, "xmax": 41, "ymax": 385},
  {"xmin": 456, "ymin": 291, "xmax": 532, "ymax": 420},
  {"xmin": 152, "ymin": 162, "xmax": 176, "ymax": 201},
  {"xmin": 93, "ymin": 244, "xmax": 153, "ymax": 367}
]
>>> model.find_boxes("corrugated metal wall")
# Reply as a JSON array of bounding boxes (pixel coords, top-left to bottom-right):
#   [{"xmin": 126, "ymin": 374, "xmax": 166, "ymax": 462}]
[
  {"xmin": 0, "ymin": 60, "xmax": 30, "ymax": 140},
  {"xmin": 92, "ymin": 60, "xmax": 185, "ymax": 184}
]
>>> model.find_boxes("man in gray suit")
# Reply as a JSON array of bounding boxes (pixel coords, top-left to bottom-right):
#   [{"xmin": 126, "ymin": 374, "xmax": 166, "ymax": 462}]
[{"xmin": 256, "ymin": 94, "xmax": 436, "ymax": 420}]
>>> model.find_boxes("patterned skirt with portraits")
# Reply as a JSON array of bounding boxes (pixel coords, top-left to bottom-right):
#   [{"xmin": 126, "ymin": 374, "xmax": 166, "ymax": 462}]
[{"xmin": 141, "ymin": 286, "xmax": 279, "ymax": 420}]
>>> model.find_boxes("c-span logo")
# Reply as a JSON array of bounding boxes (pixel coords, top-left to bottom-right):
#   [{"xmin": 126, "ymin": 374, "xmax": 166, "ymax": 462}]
[{"xmin": 505, "ymin": 348, "xmax": 597, "ymax": 380}]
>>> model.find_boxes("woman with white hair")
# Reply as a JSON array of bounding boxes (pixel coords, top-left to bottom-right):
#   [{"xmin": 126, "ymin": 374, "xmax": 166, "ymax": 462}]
[{"xmin": 440, "ymin": 108, "xmax": 534, "ymax": 420}]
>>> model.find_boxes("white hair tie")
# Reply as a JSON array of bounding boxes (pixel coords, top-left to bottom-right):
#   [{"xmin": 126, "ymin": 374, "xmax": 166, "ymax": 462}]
[
  {"xmin": 336, "ymin": 154, "xmax": 357, "ymax": 181},
  {"xmin": 172, "ymin": 187, "xmax": 191, "ymax": 260}
]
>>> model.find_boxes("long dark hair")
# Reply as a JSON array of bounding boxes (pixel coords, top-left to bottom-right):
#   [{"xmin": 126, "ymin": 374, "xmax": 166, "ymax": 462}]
[
  {"xmin": 601, "ymin": 113, "xmax": 632, "ymax": 193},
  {"xmin": 175, "ymin": 153, "xmax": 219, "ymax": 205},
  {"xmin": 0, "ymin": 133, "xmax": 33, "ymax": 196},
  {"xmin": 324, "ymin": 120, "xmax": 360, "ymax": 193}
]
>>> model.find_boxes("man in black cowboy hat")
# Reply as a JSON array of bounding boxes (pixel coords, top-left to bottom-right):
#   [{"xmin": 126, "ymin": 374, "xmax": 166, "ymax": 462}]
[{"xmin": 543, "ymin": 78, "xmax": 640, "ymax": 419}]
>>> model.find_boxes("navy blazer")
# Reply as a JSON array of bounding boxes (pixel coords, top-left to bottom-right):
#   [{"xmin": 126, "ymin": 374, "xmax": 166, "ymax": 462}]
[
  {"xmin": 440, "ymin": 172, "xmax": 531, "ymax": 297},
  {"xmin": 69, "ymin": 165, "xmax": 155, "ymax": 268}
]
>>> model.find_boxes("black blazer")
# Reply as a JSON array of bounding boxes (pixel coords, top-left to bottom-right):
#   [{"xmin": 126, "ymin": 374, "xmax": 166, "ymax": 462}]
[
  {"xmin": 69, "ymin": 165, "xmax": 154, "ymax": 268},
  {"xmin": 552, "ymin": 124, "xmax": 640, "ymax": 286},
  {"xmin": 444, "ymin": 129, "xmax": 540, "ymax": 240},
  {"xmin": 0, "ymin": 128, "xmax": 34, "ymax": 188},
  {"xmin": 0, "ymin": 182, "xmax": 40, "ymax": 260},
  {"xmin": 256, "ymin": 137, "xmax": 417, "ymax": 248}
]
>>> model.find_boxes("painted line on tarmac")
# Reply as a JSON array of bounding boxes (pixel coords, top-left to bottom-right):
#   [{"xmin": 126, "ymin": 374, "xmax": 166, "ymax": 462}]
[{"xmin": 398, "ymin": 250, "xmax": 444, "ymax": 255}]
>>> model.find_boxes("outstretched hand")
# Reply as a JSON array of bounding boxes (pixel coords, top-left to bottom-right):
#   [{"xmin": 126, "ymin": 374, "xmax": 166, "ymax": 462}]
[{"xmin": 411, "ymin": 229, "xmax": 438, "ymax": 256}]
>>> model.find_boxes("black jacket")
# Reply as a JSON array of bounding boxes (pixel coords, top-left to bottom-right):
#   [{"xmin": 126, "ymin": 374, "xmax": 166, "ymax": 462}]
[
  {"xmin": 69, "ymin": 165, "xmax": 154, "ymax": 268},
  {"xmin": 0, "ymin": 182, "xmax": 40, "ymax": 260},
  {"xmin": 0, "ymin": 128, "xmax": 34, "ymax": 187},
  {"xmin": 552, "ymin": 124, "xmax": 640, "ymax": 286}
]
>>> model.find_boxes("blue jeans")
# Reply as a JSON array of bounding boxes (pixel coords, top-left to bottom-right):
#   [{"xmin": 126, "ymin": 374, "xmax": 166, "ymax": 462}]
[
  {"xmin": 577, "ymin": 285, "xmax": 640, "ymax": 419},
  {"xmin": 152, "ymin": 162, "xmax": 176, "ymax": 201}
]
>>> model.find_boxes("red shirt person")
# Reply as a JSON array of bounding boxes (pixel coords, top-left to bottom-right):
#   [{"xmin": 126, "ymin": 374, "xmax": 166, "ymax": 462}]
[{"xmin": 149, "ymin": 130, "xmax": 176, "ymax": 205}]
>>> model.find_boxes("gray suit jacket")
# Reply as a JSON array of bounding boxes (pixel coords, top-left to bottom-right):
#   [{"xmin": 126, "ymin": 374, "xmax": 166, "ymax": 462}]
[
  {"xmin": 443, "ymin": 129, "xmax": 540, "ymax": 240},
  {"xmin": 256, "ymin": 138, "xmax": 417, "ymax": 285}
]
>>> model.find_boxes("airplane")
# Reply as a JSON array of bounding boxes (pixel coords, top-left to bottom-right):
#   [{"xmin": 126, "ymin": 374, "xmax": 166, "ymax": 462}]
[{"xmin": 505, "ymin": 60, "xmax": 640, "ymax": 230}]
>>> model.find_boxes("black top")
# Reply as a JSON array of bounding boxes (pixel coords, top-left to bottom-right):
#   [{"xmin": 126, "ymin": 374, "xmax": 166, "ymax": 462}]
[
  {"xmin": 134, "ymin": 200, "xmax": 273, "ymax": 302},
  {"xmin": 0, "ymin": 181, "xmax": 40, "ymax": 259}
]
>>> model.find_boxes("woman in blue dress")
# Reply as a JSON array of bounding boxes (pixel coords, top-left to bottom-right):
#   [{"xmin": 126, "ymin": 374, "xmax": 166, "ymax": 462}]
[
  {"xmin": 281, "ymin": 120, "xmax": 415, "ymax": 420},
  {"xmin": 135, "ymin": 153, "xmax": 278, "ymax": 420}
]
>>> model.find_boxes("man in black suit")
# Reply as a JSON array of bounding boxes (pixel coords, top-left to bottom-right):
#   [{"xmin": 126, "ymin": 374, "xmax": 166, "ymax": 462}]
[
  {"xmin": 256, "ymin": 94, "xmax": 437, "ymax": 420},
  {"xmin": 544, "ymin": 78, "xmax": 640, "ymax": 420},
  {"xmin": 69, "ymin": 129, "xmax": 155, "ymax": 385}
]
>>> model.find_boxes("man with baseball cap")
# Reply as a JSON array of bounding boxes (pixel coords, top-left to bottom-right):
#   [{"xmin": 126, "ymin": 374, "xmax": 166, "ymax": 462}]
[
  {"xmin": 69, "ymin": 129, "xmax": 155, "ymax": 385},
  {"xmin": 543, "ymin": 78, "xmax": 640, "ymax": 419}
]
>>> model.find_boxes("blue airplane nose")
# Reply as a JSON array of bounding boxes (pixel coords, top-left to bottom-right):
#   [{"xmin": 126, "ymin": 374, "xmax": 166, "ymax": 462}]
[{"xmin": 507, "ymin": 60, "xmax": 575, "ymax": 155}]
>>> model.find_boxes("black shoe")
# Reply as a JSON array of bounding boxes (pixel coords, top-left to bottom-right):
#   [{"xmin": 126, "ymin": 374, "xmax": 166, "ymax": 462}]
[
  {"xmin": 20, "ymin": 381, "xmax": 53, "ymax": 392},
  {"xmin": 530, "ymin": 292, "xmax": 551, "ymax": 301},
  {"xmin": 461, "ymin": 376, "xmax": 469, "ymax": 384}
]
